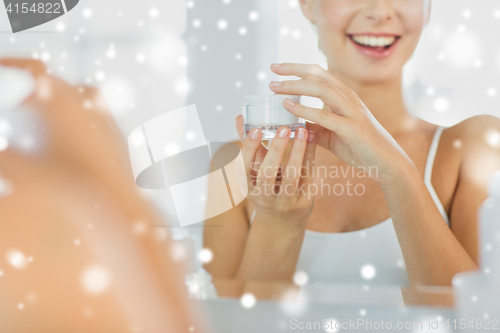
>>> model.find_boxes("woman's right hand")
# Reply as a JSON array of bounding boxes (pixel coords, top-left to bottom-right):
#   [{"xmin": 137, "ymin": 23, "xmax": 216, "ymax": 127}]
[{"xmin": 235, "ymin": 115, "xmax": 317, "ymax": 226}]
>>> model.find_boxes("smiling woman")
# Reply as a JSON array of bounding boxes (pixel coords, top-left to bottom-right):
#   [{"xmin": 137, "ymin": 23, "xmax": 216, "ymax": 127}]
[
  {"xmin": 305, "ymin": 0, "xmax": 430, "ymax": 83},
  {"xmin": 203, "ymin": 0, "xmax": 500, "ymax": 288},
  {"xmin": 348, "ymin": 34, "xmax": 400, "ymax": 58}
]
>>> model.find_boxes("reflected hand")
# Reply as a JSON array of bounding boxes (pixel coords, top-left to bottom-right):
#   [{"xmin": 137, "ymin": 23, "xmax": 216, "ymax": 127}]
[
  {"xmin": 235, "ymin": 115, "xmax": 316, "ymax": 225},
  {"xmin": 0, "ymin": 58, "xmax": 130, "ymax": 183},
  {"xmin": 0, "ymin": 58, "xmax": 146, "ymax": 216}
]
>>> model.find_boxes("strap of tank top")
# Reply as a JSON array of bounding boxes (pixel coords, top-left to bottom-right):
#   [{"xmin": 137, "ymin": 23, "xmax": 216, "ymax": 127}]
[
  {"xmin": 423, "ymin": 126, "xmax": 450, "ymax": 226},
  {"xmin": 249, "ymin": 209, "xmax": 256, "ymax": 226},
  {"xmin": 424, "ymin": 126, "xmax": 445, "ymax": 184}
]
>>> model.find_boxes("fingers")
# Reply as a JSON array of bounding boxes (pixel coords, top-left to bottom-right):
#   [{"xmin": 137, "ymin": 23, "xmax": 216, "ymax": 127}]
[
  {"xmin": 237, "ymin": 115, "xmax": 268, "ymax": 191},
  {"xmin": 0, "ymin": 58, "xmax": 93, "ymax": 112},
  {"xmin": 236, "ymin": 115, "xmax": 245, "ymax": 140},
  {"xmin": 282, "ymin": 97, "xmax": 348, "ymax": 135},
  {"xmin": 236, "ymin": 115, "xmax": 268, "ymax": 174},
  {"xmin": 298, "ymin": 130, "xmax": 317, "ymax": 193},
  {"xmin": 280, "ymin": 127, "xmax": 308, "ymax": 199},
  {"xmin": 0, "ymin": 58, "xmax": 98, "ymax": 101},
  {"xmin": 0, "ymin": 58, "xmax": 54, "ymax": 107},
  {"xmin": 269, "ymin": 78, "xmax": 353, "ymax": 117},
  {"xmin": 270, "ymin": 63, "xmax": 361, "ymax": 105},
  {"xmin": 240, "ymin": 126, "xmax": 263, "ymax": 188},
  {"xmin": 257, "ymin": 126, "xmax": 291, "ymax": 188},
  {"xmin": 306, "ymin": 122, "xmax": 332, "ymax": 151},
  {"xmin": 0, "ymin": 58, "xmax": 48, "ymax": 78},
  {"xmin": 240, "ymin": 123, "xmax": 315, "ymax": 207},
  {"xmin": 271, "ymin": 62, "xmax": 322, "ymax": 74},
  {"xmin": 254, "ymin": 143, "xmax": 267, "ymax": 166}
]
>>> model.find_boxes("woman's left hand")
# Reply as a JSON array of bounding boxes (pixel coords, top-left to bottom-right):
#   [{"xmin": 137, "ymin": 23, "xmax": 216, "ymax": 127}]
[
  {"xmin": 269, "ymin": 63, "xmax": 415, "ymax": 186},
  {"xmin": 0, "ymin": 58, "xmax": 128, "ymax": 177}
]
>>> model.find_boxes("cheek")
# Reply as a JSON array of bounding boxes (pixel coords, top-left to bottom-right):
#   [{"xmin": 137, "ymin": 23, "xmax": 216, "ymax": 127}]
[
  {"xmin": 315, "ymin": 1, "xmax": 359, "ymax": 60},
  {"xmin": 315, "ymin": 0, "xmax": 358, "ymax": 34},
  {"xmin": 399, "ymin": 13, "xmax": 425, "ymax": 58},
  {"xmin": 404, "ymin": 16, "xmax": 425, "ymax": 36},
  {"xmin": 397, "ymin": 2, "xmax": 426, "ymax": 36}
]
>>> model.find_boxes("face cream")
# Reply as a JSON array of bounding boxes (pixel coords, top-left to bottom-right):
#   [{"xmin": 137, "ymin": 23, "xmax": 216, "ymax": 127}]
[{"xmin": 243, "ymin": 95, "xmax": 306, "ymax": 140}]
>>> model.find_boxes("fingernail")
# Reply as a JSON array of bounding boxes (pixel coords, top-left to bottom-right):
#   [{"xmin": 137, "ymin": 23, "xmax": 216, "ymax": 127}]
[
  {"xmin": 307, "ymin": 131, "xmax": 315, "ymax": 142},
  {"xmin": 271, "ymin": 63, "xmax": 282, "ymax": 68},
  {"xmin": 269, "ymin": 81, "xmax": 282, "ymax": 87},
  {"xmin": 279, "ymin": 127, "xmax": 289, "ymax": 138},
  {"xmin": 285, "ymin": 98, "xmax": 295, "ymax": 106},
  {"xmin": 297, "ymin": 127, "xmax": 305, "ymax": 140},
  {"xmin": 251, "ymin": 128, "xmax": 260, "ymax": 140}
]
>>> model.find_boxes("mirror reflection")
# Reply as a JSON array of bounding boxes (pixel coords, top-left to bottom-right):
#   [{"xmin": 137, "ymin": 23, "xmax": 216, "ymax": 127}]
[{"xmin": 1, "ymin": 0, "xmax": 499, "ymax": 332}]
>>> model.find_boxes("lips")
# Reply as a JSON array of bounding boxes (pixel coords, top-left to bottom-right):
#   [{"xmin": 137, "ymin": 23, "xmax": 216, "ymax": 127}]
[{"xmin": 347, "ymin": 34, "xmax": 401, "ymax": 59}]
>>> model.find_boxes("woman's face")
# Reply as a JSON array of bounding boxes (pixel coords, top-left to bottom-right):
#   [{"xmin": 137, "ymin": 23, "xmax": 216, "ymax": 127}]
[{"xmin": 300, "ymin": 0, "xmax": 429, "ymax": 84}]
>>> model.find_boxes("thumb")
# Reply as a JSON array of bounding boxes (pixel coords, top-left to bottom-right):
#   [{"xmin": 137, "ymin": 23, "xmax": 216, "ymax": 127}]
[
  {"xmin": 235, "ymin": 115, "xmax": 245, "ymax": 140},
  {"xmin": 305, "ymin": 122, "xmax": 331, "ymax": 150}
]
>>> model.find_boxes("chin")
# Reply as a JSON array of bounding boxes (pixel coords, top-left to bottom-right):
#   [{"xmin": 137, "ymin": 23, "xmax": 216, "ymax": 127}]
[
  {"xmin": 342, "ymin": 66, "xmax": 402, "ymax": 85},
  {"xmin": 326, "ymin": 53, "xmax": 404, "ymax": 86}
]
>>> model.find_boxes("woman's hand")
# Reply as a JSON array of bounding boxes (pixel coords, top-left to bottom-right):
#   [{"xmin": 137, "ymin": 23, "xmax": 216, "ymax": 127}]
[
  {"xmin": 0, "ymin": 58, "xmax": 153, "ymax": 222},
  {"xmin": 269, "ymin": 63, "xmax": 416, "ymax": 186},
  {"xmin": 0, "ymin": 58, "xmax": 134, "ymax": 188},
  {"xmin": 235, "ymin": 115, "xmax": 316, "ymax": 226},
  {"xmin": 0, "ymin": 58, "xmax": 124, "ymax": 170}
]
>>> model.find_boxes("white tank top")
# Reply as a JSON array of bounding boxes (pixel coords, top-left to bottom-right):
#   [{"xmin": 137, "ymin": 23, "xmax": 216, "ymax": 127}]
[{"xmin": 249, "ymin": 127, "xmax": 450, "ymax": 286}]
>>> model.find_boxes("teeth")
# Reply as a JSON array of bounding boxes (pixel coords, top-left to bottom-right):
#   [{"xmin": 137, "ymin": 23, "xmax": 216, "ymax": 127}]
[{"xmin": 352, "ymin": 35, "xmax": 396, "ymax": 47}]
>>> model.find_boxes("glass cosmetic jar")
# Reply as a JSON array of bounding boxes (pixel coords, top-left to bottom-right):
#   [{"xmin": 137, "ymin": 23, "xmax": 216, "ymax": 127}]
[{"xmin": 243, "ymin": 95, "xmax": 306, "ymax": 140}]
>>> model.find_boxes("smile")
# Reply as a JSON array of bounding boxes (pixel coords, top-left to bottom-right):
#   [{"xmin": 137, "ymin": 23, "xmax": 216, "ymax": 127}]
[{"xmin": 347, "ymin": 34, "xmax": 401, "ymax": 59}]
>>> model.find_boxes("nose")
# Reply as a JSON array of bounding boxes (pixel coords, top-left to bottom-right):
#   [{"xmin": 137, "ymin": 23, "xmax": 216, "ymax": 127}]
[{"xmin": 364, "ymin": 0, "xmax": 396, "ymax": 24}]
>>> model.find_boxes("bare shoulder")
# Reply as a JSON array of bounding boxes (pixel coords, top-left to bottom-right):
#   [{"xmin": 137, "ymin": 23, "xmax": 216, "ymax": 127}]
[
  {"xmin": 422, "ymin": 116, "xmax": 500, "ymax": 215},
  {"xmin": 451, "ymin": 114, "xmax": 500, "ymax": 129},
  {"xmin": 443, "ymin": 115, "xmax": 500, "ymax": 190},
  {"xmin": 444, "ymin": 115, "xmax": 500, "ymax": 157},
  {"xmin": 445, "ymin": 114, "xmax": 500, "ymax": 143}
]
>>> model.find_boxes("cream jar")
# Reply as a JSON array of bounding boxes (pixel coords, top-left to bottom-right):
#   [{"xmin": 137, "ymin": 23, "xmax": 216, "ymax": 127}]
[{"xmin": 243, "ymin": 95, "xmax": 305, "ymax": 140}]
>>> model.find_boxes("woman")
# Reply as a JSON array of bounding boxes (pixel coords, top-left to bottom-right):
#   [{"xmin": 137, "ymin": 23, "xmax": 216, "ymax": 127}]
[
  {"xmin": 204, "ymin": 0, "xmax": 500, "ymax": 287},
  {"xmin": 0, "ymin": 59, "xmax": 206, "ymax": 332}
]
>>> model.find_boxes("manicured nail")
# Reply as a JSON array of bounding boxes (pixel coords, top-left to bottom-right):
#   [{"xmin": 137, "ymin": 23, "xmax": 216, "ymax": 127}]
[
  {"xmin": 269, "ymin": 81, "xmax": 282, "ymax": 87},
  {"xmin": 297, "ymin": 127, "xmax": 305, "ymax": 140},
  {"xmin": 271, "ymin": 63, "xmax": 282, "ymax": 68},
  {"xmin": 284, "ymin": 98, "xmax": 295, "ymax": 106},
  {"xmin": 307, "ymin": 131, "xmax": 315, "ymax": 142},
  {"xmin": 250, "ymin": 128, "xmax": 260, "ymax": 140},
  {"xmin": 278, "ymin": 127, "xmax": 289, "ymax": 138}
]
